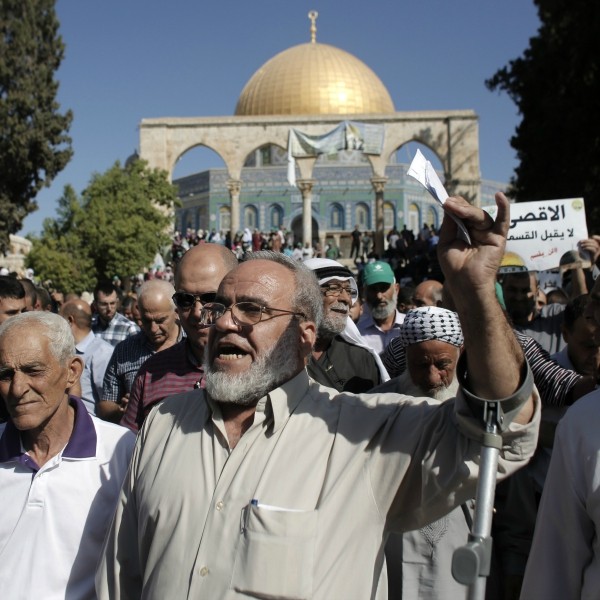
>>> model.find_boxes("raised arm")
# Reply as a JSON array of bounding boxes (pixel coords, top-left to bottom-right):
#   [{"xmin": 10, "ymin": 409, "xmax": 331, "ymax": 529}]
[{"xmin": 438, "ymin": 193, "xmax": 534, "ymax": 424}]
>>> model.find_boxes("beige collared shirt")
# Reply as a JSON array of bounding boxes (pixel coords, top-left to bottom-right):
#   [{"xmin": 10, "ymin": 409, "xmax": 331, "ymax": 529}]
[{"xmin": 97, "ymin": 370, "xmax": 539, "ymax": 600}]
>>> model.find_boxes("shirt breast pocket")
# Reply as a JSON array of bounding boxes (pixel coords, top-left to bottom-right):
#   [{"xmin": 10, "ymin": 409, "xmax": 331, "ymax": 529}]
[{"xmin": 232, "ymin": 502, "xmax": 318, "ymax": 599}]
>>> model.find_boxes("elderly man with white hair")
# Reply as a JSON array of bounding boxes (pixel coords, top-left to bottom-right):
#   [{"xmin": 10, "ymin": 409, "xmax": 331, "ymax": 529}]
[
  {"xmin": 0, "ymin": 312, "xmax": 134, "ymax": 599},
  {"xmin": 375, "ymin": 306, "xmax": 463, "ymax": 400},
  {"xmin": 304, "ymin": 258, "xmax": 388, "ymax": 392},
  {"xmin": 372, "ymin": 306, "xmax": 470, "ymax": 600}
]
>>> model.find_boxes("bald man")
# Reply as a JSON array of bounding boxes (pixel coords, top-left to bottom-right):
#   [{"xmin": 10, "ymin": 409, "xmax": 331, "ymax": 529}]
[
  {"xmin": 121, "ymin": 244, "xmax": 238, "ymax": 432},
  {"xmin": 60, "ymin": 300, "xmax": 115, "ymax": 415},
  {"xmin": 412, "ymin": 279, "xmax": 444, "ymax": 308},
  {"xmin": 98, "ymin": 279, "xmax": 182, "ymax": 423}
]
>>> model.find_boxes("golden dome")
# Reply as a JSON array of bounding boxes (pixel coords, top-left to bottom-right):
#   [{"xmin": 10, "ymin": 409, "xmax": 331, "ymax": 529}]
[{"xmin": 234, "ymin": 41, "xmax": 395, "ymax": 116}]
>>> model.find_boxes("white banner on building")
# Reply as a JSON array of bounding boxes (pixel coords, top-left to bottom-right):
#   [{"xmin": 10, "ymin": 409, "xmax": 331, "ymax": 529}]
[
  {"xmin": 287, "ymin": 121, "xmax": 385, "ymax": 186},
  {"xmin": 483, "ymin": 198, "xmax": 588, "ymax": 271}
]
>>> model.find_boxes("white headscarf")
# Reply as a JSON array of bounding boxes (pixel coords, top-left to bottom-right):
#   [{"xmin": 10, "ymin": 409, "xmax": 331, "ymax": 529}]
[
  {"xmin": 304, "ymin": 258, "xmax": 389, "ymax": 382},
  {"xmin": 303, "ymin": 258, "xmax": 358, "ymax": 297}
]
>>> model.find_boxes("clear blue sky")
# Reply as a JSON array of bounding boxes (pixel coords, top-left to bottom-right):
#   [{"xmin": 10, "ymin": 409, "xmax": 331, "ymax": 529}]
[{"xmin": 21, "ymin": 0, "xmax": 540, "ymax": 236}]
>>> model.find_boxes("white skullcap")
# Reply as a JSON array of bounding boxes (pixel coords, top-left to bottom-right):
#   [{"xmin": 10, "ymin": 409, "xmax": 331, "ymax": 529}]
[{"xmin": 399, "ymin": 306, "xmax": 463, "ymax": 348}]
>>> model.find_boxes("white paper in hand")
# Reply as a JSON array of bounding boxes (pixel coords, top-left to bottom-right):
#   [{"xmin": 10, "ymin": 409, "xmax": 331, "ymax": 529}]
[{"xmin": 407, "ymin": 149, "xmax": 471, "ymax": 245}]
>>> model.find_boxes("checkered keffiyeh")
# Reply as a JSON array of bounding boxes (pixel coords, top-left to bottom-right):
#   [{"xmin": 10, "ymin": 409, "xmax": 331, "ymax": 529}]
[{"xmin": 399, "ymin": 306, "xmax": 463, "ymax": 348}]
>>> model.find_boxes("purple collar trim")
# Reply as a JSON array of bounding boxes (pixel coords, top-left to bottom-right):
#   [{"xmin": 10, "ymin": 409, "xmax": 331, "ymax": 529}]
[
  {"xmin": 0, "ymin": 396, "xmax": 97, "ymax": 469},
  {"xmin": 63, "ymin": 396, "xmax": 97, "ymax": 458}
]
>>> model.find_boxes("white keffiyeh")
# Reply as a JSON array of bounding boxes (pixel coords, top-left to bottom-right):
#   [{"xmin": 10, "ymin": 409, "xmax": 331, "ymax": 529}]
[
  {"xmin": 303, "ymin": 258, "xmax": 358, "ymax": 297},
  {"xmin": 304, "ymin": 258, "xmax": 389, "ymax": 382}
]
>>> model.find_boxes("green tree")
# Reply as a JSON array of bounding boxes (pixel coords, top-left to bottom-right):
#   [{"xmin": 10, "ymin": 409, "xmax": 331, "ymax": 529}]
[
  {"xmin": 0, "ymin": 0, "xmax": 73, "ymax": 252},
  {"xmin": 27, "ymin": 160, "xmax": 178, "ymax": 292},
  {"xmin": 486, "ymin": 1, "xmax": 600, "ymax": 230},
  {"xmin": 26, "ymin": 185, "xmax": 95, "ymax": 293}
]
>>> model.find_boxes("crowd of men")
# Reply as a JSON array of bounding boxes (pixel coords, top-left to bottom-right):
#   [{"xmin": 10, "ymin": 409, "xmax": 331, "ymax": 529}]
[
  {"xmin": 171, "ymin": 221, "xmax": 442, "ymax": 284},
  {"xmin": 2, "ymin": 193, "xmax": 600, "ymax": 599}
]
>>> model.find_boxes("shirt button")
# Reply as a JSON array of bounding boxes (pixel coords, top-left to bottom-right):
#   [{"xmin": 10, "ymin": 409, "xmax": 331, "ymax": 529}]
[
  {"xmin": 199, "ymin": 566, "xmax": 210, "ymax": 577},
  {"xmin": 216, "ymin": 500, "xmax": 224, "ymax": 511}
]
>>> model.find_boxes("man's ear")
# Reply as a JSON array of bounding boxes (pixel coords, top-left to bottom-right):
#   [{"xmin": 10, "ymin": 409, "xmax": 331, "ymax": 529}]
[
  {"xmin": 298, "ymin": 320, "xmax": 317, "ymax": 355},
  {"xmin": 66, "ymin": 356, "xmax": 84, "ymax": 389}
]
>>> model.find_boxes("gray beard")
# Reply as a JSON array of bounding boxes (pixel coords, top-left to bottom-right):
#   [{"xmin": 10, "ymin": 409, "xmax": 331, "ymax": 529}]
[
  {"xmin": 318, "ymin": 304, "xmax": 347, "ymax": 339},
  {"xmin": 204, "ymin": 322, "xmax": 301, "ymax": 406},
  {"xmin": 370, "ymin": 294, "xmax": 397, "ymax": 321},
  {"xmin": 394, "ymin": 369, "xmax": 459, "ymax": 401}
]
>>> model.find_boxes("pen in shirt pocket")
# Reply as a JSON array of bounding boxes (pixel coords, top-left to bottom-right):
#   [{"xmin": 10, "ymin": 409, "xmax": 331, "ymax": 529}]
[{"xmin": 240, "ymin": 499, "xmax": 258, "ymax": 534}]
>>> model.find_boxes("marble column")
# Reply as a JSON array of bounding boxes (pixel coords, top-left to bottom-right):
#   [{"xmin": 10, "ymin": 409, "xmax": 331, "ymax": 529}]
[
  {"xmin": 371, "ymin": 176, "xmax": 388, "ymax": 257},
  {"xmin": 226, "ymin": 179, "xmax": 241, "ymax": 234},
  {"xmin": 297, "ymin": 179, "xmax": 316, "ymax": 247}
]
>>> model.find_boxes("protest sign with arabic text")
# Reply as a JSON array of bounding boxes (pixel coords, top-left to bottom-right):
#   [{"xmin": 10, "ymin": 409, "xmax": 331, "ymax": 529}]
[{"xmin": 483, "ymin": 198, "xmax": 588, "ymax": 271}]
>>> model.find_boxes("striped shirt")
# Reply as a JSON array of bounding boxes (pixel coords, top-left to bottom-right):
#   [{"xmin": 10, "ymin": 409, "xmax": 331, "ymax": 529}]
[
  {"xmin": 120, "ymin": 339, "xmax": 204, "ymax": 432},
  {"xmin": 102, "ymin": 332, "xmax": 156, "ymax": 403}
]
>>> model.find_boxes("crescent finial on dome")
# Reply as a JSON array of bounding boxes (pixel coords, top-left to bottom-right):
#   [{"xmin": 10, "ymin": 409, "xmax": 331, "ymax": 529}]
[{"xmin": 308, "ymin": 10, "xmax": 318, "ymax": 43}]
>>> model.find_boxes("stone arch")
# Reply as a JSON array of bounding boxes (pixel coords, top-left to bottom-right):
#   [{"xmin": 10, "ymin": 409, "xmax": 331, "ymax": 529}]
[
  {"xmin": 288, "ymin": 204, "xmax": 324, "ymax": 245},
  {"xmin": 291, "ymin": 215, "xmax": 319, "ymax": 246},
  {"xmin": 172, "ymin": 144, "xmax": 227, "ymax": 236},
  {"xmin": 391, "ymin": 140, "xmax": 446, "ymax": 174},
  {"xmin": 172, "ymin": 142, "xmax": 227, "ymax": 177},
  {"xmin": 140, "ymin": 112, "xmax": 480, "ymax": 244}
]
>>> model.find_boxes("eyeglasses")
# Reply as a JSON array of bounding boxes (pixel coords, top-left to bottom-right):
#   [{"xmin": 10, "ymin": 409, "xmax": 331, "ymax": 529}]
[
  {"xmin": 200, "ymin": 301, "xmax": 305, "ymax": 327},
  {"xmin": 320, "ymin": 283, "xmax": 358, "ymax": 300},
  {"xmin": 172, "ymin": 291, "xmax": 217, "ymax": 310}
]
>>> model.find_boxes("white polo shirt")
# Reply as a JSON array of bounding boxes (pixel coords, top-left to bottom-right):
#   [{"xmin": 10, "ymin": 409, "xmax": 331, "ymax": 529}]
[{"xmin": 0, "ymin": 396, "xmax": 135, "ymax": 600}]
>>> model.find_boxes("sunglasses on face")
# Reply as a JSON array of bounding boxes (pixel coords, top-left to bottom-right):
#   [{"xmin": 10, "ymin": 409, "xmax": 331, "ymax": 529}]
[{"xmin": 172, "ymin": 291, "xmax": 218, "ymax": 310}]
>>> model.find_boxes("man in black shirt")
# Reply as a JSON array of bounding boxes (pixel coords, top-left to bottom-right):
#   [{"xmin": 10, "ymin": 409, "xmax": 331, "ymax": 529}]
[{"xmin": 304, "ymin": 259, "xmax": 388, "ymax": 392}]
